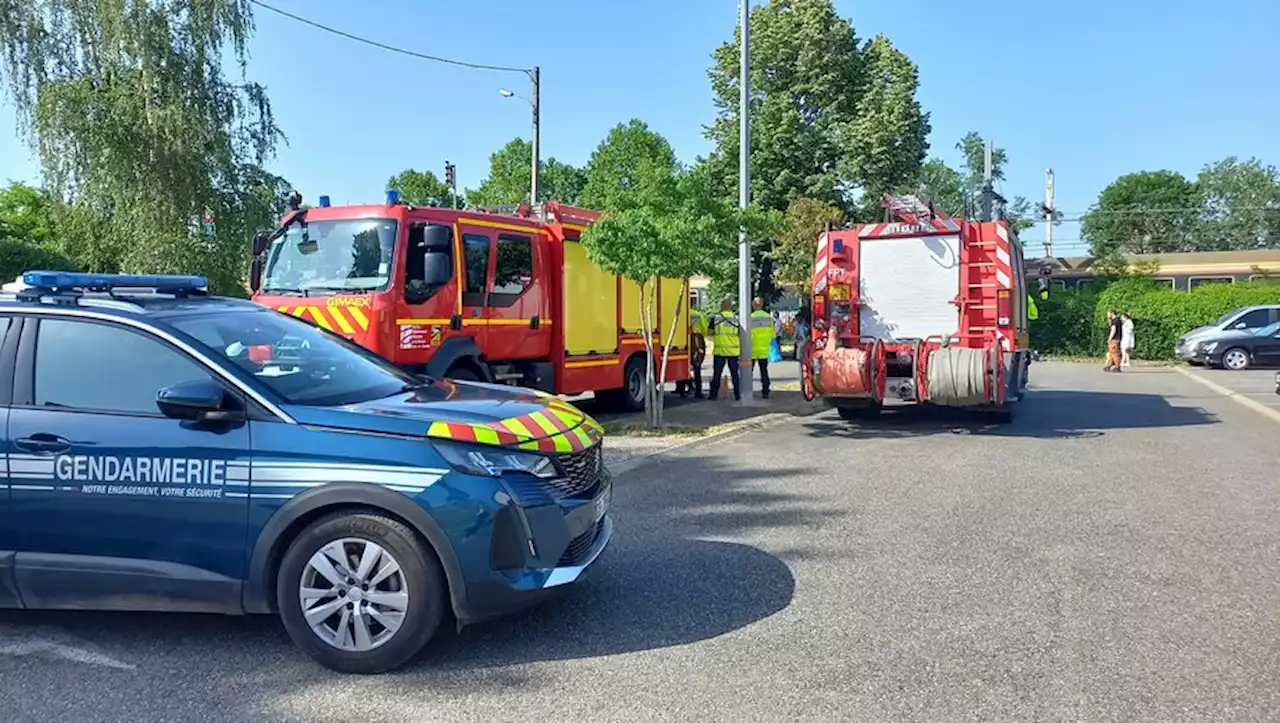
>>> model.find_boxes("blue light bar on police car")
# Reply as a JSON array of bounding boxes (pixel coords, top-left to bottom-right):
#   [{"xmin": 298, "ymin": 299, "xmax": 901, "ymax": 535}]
[{"xmin": 23, "ymin": 270, "xmax": 209, "ymax": 293}]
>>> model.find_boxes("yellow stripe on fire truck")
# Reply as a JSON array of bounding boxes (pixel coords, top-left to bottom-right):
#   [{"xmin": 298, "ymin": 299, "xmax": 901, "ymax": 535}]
[{"xmin": 275, "ymin": 305, "xmax": 370, "ymax": 333}]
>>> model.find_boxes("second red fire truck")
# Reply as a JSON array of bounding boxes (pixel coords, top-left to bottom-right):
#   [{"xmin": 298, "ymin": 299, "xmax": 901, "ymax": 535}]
[{"xmin": 803, "ymin": 194, "xmax": 1032, "ymax": 422}]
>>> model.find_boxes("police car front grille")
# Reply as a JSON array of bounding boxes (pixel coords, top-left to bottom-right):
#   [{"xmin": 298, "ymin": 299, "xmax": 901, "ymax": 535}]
[
  {"xmin": 546, "ymin": 444, "xmax": 603, "ymax": 499},
  {"xmin": 558, "ymin": 519, "xmax": 605, "ymax": 566}
]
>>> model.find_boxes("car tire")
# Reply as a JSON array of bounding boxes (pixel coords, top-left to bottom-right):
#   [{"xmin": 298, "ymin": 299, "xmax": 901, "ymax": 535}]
[
  {"xmin": 277, "ymin": 511, "xmax": 445, "ymax": 674},
  {"xmin": 1221, "ymin": 348, "xmax": 1251, "ymax": 371}
]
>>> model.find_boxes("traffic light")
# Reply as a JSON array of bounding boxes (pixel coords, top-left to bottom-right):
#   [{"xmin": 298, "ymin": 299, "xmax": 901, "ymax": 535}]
[
  {"xmin": 1037, "ymin": 276, "xmax": 1050, "ymax": 299},
  {"xmin": 445, "ymin": 162, "xmax": 456, "ymax": 188}
]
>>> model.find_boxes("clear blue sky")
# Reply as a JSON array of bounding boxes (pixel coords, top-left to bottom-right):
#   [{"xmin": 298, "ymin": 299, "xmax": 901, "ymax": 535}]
[{"xmin": 2, "ymin": 0, "xmax": 1278, "ymax": 255}]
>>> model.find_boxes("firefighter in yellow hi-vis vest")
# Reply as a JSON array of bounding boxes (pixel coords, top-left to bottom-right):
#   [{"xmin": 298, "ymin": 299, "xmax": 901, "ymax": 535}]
[
  {"xmin": 749, "ymin": 297, "xmax": 777, "ymax": 399},
  {"xmin": 708, "ymin": 299, "xmax": 741, "ymax": 401},
  {"xmin": 678, "ymin": 294, "xmax": 709, "ymax": 399}
]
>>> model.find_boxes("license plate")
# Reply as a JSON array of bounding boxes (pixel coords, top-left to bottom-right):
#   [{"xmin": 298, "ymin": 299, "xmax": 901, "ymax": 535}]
[{"xmin": 592, "ymin": 485, "xmax": 612, "ymax": 522}]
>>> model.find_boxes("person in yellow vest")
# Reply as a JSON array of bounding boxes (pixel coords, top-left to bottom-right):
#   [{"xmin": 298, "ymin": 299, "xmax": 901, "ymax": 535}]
[
  {"xmin": 677, "ymin": 294, "xmax": 709, "ymax": 399},
  {"xmin": 749, "ymin": 297, "xmax": 777, "ymax": 399},
  {"xmin": 1027, "ymin": 293, "xmax": 1040, "ymax": 321},
  {"xmin": 708, "ymin": 299, "xmax": 741, "ymax": 401}
]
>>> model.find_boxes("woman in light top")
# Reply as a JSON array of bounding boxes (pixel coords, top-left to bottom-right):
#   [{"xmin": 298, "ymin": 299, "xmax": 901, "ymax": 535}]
[{"xmin": 1120, "ymin": 311, "xmax": 1136, "ymax": 368}]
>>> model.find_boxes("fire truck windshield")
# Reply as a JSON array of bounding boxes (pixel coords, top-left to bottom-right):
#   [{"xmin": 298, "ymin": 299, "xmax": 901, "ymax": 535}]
[{"xmin": 261, "ymin": 217, "xmax": 399, "ymax": 295}]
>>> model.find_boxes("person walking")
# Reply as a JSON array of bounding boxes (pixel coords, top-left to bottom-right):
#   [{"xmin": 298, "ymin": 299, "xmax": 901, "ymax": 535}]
[
  {"xmin": 1120, "ymin": 311, "xmax": 1135, "ymax": 368},
  {"xmin": 750, "ymin": 297, "xmax": 777, "ymax": 399},
  {"xmin": 678, "ymin": 295, "xmax": 709, "ymax": 399},
  {"xmin": 708, "ymin": 299, "xmax": 741, "ymax": 401},
  {"xmin": 794, "ymin": 308, "xmax": 811, "ymax": 365},
  {"xmin": 1104, "ymin": 308, "xmax": 1124, "ymax": 372}
]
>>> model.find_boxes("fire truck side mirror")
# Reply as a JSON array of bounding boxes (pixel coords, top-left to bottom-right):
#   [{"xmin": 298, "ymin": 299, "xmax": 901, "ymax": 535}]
[
  {"xmin": 423, "ymin": 252, "xmax": 451, "ymax": 287},
  {"xmin": 422, "ymin": 224, "xmax": 452, "ymax": 250},
  {"xmin": 252, "ymin": 230, "xmax": 270, "ymax": 257}
]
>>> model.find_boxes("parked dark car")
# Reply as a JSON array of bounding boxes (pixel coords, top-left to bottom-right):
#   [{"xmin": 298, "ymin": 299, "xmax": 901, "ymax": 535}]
[{"xmin": 1198, "ymin": 321, "xmax": 1280, "ymax": 370}]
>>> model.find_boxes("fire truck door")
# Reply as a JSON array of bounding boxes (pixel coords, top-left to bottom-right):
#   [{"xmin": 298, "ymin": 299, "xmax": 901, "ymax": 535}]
[
  {"xmin": 484, "ymin": 231, "xmax": 549, "ymax": 361},
  {"xmin": 457, "ymin": 226, "xmax": 493, "ymax": 352}
]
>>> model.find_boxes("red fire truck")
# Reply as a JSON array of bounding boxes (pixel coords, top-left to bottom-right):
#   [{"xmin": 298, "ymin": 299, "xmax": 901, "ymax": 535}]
[
  {"xmin": 248, "ymin": 192, "xmax": 692, "ymax": 411},
  {"xmin": 802, "ymin": 194, "xmax": 1031, "ymax": 422}
]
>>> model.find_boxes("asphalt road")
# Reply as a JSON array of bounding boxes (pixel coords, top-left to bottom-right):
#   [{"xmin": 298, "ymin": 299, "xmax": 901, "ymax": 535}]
[
  {"xmin": 2, "ymin": 362, "xmax": 1278, "ymax": 722},
  {"xmin": 1182, "ymin": 363, "xmax": 1280, "ymax": 416}
]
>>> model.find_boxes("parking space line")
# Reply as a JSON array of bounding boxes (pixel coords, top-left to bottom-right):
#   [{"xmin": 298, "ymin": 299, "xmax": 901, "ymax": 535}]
[{"xmin": 1174, "ymin": 366, "xmax": 1280, "ymax": 426}]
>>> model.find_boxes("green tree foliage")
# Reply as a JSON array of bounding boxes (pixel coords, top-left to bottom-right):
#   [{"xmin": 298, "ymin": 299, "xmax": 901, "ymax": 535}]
[
  {"xmin": 579, "ymin": 120, "xmax": 679, "ymax": 210},
  {"xmin": 1081, "ymin": 171, "xmax": 1200, "ymax": 257},
  {"xmin": 0, "ymin": 239, "xmax": 78, "ymax": 282},
  {"xmin": 580, "ymin": 123, "xmax": 778, "ymax": 424},
  {"xmin": 1194, "ymin": 157, "xmax": 1280, "ymax": 250},
  {"xmin": 467, "ymin": 138, "xmax": 586, "ymax": 208},
  {"xmin": 913, "ymin": 159, "xmax": 966, "ymax": 217},
  {"xmin": 0, "ymin": 181, "xmax": 56, "ymax": 245},
  {"xmin": 704, "ymin": 0, "xmax": 862, "ymax": 214},
  {"xmin": 0, "ymin": 0, "xmax": 284, "ymax": 293},
  {"xmin": 842, "ymin": 35, "xmax": 930, "ymax": 220},
  {"xmin": 387, "ymin": 168, "xmax": 463, "ymax": 209},
  {"xmin": 774, "ymin": 197, "xmax": 843, "ymax": 293}
]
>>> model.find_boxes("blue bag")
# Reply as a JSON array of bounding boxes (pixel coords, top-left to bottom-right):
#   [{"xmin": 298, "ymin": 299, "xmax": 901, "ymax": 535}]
[{"xmin": 768, "ymin": 337, "xmax": 783, "ymax": 363}]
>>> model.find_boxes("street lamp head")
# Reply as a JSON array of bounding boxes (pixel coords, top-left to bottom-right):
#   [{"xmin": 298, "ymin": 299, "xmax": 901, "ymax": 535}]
[{"xmin": 498, "ymin": 89, "xmax": 515, "ymax": 97}]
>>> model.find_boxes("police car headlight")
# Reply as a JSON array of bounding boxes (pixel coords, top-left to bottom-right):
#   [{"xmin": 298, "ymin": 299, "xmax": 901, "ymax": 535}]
[{"xmin": 433, "ymin": 441, "xmax": 557, "ymax": 479}]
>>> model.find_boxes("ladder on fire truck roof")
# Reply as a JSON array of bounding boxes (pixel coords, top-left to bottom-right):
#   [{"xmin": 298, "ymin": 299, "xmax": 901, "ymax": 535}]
[
  {"xmin": 479, "ymin": 202, "xmax": 600, "ymax": 228},
  {"xmin": 882, "ymin": 193, "xmax": 953, "ymax": 226}
]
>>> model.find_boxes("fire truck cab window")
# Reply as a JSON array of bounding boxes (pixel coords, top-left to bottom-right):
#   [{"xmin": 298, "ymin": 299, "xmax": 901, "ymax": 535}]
[
  {"xmin": 462, "ymin": 234, "xmax": 490, "ymax": 302},
  {"xmin": 492, "ymin": 234, "xmax": 533, "ymax": 301},
  {"xmin": 262, "ymin": 218, "xmax": 398, "ymax": 294}
]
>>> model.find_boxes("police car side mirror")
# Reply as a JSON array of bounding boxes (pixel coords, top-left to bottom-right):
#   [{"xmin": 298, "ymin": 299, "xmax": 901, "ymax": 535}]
[{"xmin": 157, "ymin": 379, "xmax": 233, "ymax": 422}]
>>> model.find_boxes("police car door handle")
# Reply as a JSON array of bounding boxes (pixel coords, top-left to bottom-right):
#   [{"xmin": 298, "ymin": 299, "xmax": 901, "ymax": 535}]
[{"xmin": 15, "ymin": 434, "xmax": 71, "ymax": 454}]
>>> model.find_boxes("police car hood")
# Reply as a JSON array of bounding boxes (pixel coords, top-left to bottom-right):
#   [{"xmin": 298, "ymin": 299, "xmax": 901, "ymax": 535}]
[{"xmin": 283, "ymin": 380, "xmax": 602, "ymax": 450}]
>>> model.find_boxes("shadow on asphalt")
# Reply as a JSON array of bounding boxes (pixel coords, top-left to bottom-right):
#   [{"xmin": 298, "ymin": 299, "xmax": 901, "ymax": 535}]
[
  {"xmin": 0, "ymin": 457, "xmax": 802, "ymax": 701},
  {"xmin": 803, "ymin": 388, "xmax": 1218, "ymax": 440}
]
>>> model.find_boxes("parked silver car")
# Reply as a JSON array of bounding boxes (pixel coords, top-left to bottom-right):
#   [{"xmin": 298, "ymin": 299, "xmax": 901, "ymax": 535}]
[{"xmin": 1176, "ymin": 305, "xmax": 1280, "ymax": 363}]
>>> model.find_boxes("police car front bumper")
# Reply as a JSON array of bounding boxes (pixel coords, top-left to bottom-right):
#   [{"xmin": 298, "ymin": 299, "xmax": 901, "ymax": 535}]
[{"xmin": 451, "ymin": 460, "xmax": 614, "ymax": 625}]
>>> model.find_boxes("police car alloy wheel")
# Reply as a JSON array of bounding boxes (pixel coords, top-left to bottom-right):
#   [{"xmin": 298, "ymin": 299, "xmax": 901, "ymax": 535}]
[{"xmin": 277, "ymin": 512, "xmax": 445, "ymax": 674}]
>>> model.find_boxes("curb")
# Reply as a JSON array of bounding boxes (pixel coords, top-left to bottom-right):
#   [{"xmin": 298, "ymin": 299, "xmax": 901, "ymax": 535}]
[
  {"xmin": 1174, "ymin": 366, "xmax": 1280, "ymax": 426},
  {"xmin": 607, "ymin": 412, "xmax": 798, "ymax": 476}
]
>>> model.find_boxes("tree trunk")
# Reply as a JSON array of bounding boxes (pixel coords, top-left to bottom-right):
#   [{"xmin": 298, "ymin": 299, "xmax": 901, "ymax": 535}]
[
  {"xmin": 657, "ymin": 278, "xmax": 688, "ymax": 429},
  {"xmin": 639, "ymin": 281, "xmax": 658, "ymax": 427}
]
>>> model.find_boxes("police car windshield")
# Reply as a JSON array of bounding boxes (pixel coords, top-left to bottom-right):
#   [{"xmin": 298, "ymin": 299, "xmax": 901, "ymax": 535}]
[
  {"xmin": 170, "ymin": 309, "xmax": 418, "ymax": 406},
  {"xmin": 262, "ymin": 218, "xmax": 398, "ymax": 295}
]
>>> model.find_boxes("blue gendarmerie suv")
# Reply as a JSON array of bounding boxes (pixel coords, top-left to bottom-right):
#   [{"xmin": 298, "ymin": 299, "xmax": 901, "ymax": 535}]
[{"xmin": 0, "ymin": 271, "xmax": 612, "ymax": 674}]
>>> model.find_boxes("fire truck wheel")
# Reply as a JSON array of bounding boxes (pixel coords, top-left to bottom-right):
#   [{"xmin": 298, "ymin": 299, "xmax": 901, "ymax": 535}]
[
  {"xmin": 445, "ymin": 365, "xmax": 482, "ymax": 382},
  {"xmin": 836, "ymin": 402, "xmax": 881, "ymax": 421},
  {"xmin": 619, "ymin": 356, "xmax": 647, "ymax": 412},
  {"xmin": 983, "ymin": 406, "xmax": 1014, "ymax": 425}
]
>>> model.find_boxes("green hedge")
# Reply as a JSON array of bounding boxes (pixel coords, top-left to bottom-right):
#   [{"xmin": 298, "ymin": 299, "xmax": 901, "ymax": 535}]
[
  {"xmin": 1031, "ymin": 278, "xmax": 1280, "ymax": 359},
  {"xmin": 0, "ymin": 240, "xmax": 79, "ymax": 283}
]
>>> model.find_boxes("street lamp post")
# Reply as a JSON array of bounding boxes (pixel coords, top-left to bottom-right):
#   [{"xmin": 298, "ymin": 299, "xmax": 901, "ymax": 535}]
[
  {"xmin": 737, "ymin": 0, "xmax": 754, "ymax": 405},
  {"xmin": 499, "ymin": 65, "xmax": 540, "ymax": 210}
]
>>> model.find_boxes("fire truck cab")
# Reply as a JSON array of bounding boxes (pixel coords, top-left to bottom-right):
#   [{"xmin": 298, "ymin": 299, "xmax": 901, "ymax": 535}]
[
  {"xmin": 804, "ymin": 194, "xmax": 1032, "ymax": 422},
  {"xmin": 249, "ymin": 193, "xmax": 691, "ymax": 411}
]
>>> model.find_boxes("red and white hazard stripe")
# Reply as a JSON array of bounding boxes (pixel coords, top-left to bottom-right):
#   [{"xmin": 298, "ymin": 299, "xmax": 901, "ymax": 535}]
[{"xmin": 992, "ymin": 224, "xmax": 1013, "ymax": 290}]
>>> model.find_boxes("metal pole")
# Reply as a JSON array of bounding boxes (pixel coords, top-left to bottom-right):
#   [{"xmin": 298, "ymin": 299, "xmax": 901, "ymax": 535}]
[
  {"xmin": 1043, "ymin": 168, "xmax": 1055, "ymax": 257},
  {"xmin": 530, "ymin": 66, "xmax": 541, "ymax": 210},
  {"xmin": 981, "ymin": 139, "xmax": 994, "ymax": 221},
  {"xmin": 737, "ymin": 0, "xmax": 754, "ymax": 405}
]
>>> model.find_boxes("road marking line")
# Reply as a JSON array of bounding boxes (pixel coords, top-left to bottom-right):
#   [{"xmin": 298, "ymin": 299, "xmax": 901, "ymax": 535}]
[
  {"xmin": 1174, "ymin": 366, "xmax": 1280, "ymax": 426},
  {"xmin": 0, "ymin": 638, "xmax": 135, "ymax": 670}
]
